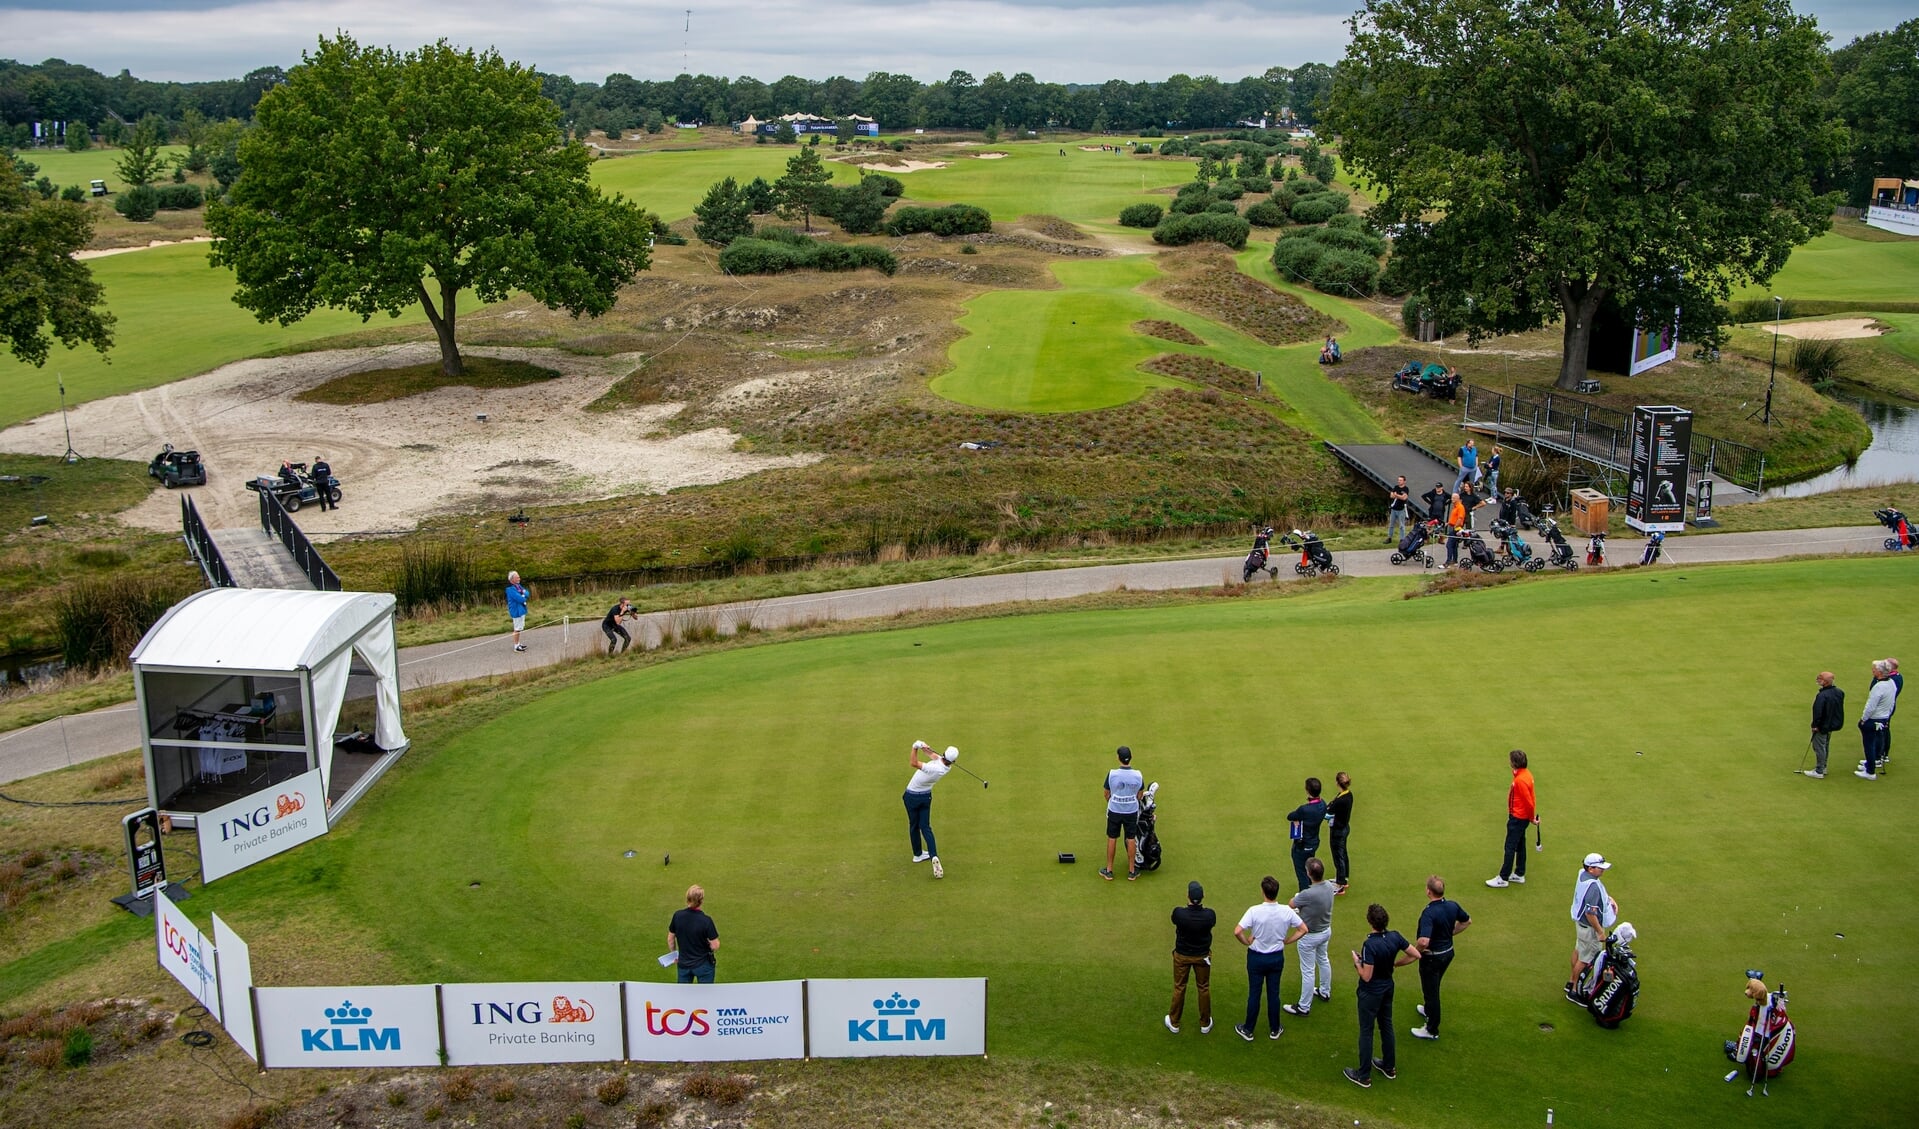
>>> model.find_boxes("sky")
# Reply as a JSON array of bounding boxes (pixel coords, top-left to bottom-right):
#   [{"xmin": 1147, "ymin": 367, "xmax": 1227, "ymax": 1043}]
[{"xmin": 0, "ymin": 0, "xmax": 1907, "ymax": 85}]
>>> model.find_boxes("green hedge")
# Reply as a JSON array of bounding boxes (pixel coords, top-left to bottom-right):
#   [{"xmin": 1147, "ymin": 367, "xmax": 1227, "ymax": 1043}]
[
  {"xmin": 885, "ymin": 204, "xmax": 992, "ymax": 236},
  {"xmin": 720, "ymin": 234, "xmax": 898, "ymax": 276},
  {"xmin": 153, "ymin": 183, "xmax": 203, "ymax": 209},
  {"xmin": 1152, "ymin": 212, "xmax": 1251, "ymax": 250},
  {"xmin": 1289, "ymin": 194, "xmax": 1348, "ymax": 224},
  {"xmin": 1243, "ymin": 200, "xmax": 1287, "ymax": 227},
  {"xmin": 1119, "ymin": 203, "xmax": 1164, "ymax": 228},
  {"xmin": 1273, "ymin": 227, "xmax": 1381, "ymax": 296}
]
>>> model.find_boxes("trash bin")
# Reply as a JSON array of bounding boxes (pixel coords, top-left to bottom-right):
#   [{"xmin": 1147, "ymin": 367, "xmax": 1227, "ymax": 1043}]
[{"xmin": 1570, "ymin": 489, "xmax": 1609, "ymax": 535}]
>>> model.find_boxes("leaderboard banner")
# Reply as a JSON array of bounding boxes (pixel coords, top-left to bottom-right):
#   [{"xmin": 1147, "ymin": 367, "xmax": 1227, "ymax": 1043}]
[
  {"xmin": 155, "ymin": 889, "xmax": 221, "ymax": 1023},
  {"xmin": 806, "ymin": 977, "xmax": 987, "ymax": 1058},
  {"xmin": 197, "ymin": 768, "xmax": 329, "ymax": 884},
  {"xmin": 1626, "ymin": 405, "xmax": 1692, "ymax": 533},
  {"xmin": 256, "ymin": 985, "xmax": 442, "ymax": 1068},
  {"xmin": 625, "ymin": 980, "xmax": 806, "ymax": 1062},
  {"xmin": 442, "ymin": 982, "xmax": 626, "ymax": 1065}
]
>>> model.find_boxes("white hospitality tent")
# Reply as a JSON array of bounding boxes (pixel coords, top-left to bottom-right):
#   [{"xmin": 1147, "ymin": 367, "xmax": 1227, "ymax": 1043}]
[{"xmin": 130, "ymin": 588, "xmax": 409, "ymax": 826}]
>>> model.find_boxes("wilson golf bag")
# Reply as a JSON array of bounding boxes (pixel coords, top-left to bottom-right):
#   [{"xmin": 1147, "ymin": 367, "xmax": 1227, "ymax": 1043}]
[
  {"xmin": 1132, "ymin": 782, "xmax": 1163, "ymax": 872},
  {"xmin": 1243, "ymin": 528, "xmax": 1279, "ymax": 582},
  {"xmin": 1540, "ymin": 518, "xmax": 1579, "ymax": 570},
  {"xmin": 1726, "ymin": 978, "xmax": 1795, "ymax": 1086},
  {"xmin": 1577, "ymin": 922, "xmax": 1640, "ymax": 1029}
]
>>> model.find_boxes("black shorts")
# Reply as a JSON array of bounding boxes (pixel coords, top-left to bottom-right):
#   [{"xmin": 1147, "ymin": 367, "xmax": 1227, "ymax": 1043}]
[{"xmin": 1106, "ymin": 810, "xmax": 1139, "ymax": 840}]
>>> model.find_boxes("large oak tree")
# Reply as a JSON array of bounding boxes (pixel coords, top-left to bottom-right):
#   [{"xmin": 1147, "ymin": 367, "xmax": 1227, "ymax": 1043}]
[
  {"xmin": 208, "ymin": 35, "xmax": 652, "ymax": 377},
  {"xmin": 1330, "ymin": 0, "xmax": 1844, "ymax": 388},
  {"xmin": 0, "ymin": 159, "xmax": 113, "ymax": 367}
]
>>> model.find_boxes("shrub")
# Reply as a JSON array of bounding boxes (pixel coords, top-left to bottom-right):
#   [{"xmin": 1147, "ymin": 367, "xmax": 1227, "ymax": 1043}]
[
  {"xmin": 1271, "ymin": 234, "xmax": 1329, "ymax": 280},
  {"xmin": 720, "ymin": 234, "xmax": 897, "ymax": 276},
  {"xmin": 1135, "ymin": 143, "xmax": 1154, "ymax": 154},
  {"xmin": 1175, "ymin": 181, "xmax": 1211, "ymax": 199},
  {"xmin": 113, "ymin": 184, "xmax": 158, "ymax": 222},
  {"xmin": 682, "ymin": 1072, "xmax": 752, "ymax": 1106},
  {"xmin": 1792, "ymin": 338, "xmax": 1845, "ymax": 388},
  {"xmin": 884, "ymin": 204, "xmax": 991, "ymax": 236},
  {"xmin": 1309, "ymin": 247, "xmax": 1380, "ymax": 295},
  {"xmin": 818, "ymin": 182, "xmax": 892, "ymax": 235},
  {"xmin": 1205, "ymin": 200, "xmax": 1239, "ymax": 214},
  {"xmin": 1159, "ymin": 139, "xmax": 1187, "ymax": 157},
  {"xmin": 153, "ymin": 183, "xmax": 203, "ymax": 210},
  {"xmin": 863, "ymin": 173, "xmax": 904, "ymax": 198},
  {"xmin": 596, "ymin": 1075, "xmax": 629, "ymax": 1105},
  {"xmin": 395, "ymin": 541, "xmax": 481, "ymax": 613},
  {"xmin": 61, "ymin": 1027, "xmax": 93, "ymax": 1068},
  {"xmin": 1152, "ymin": 212, "xmax": 1251, "ymax": 250},
  {"xmin": 1212, "ymin": 181, "xmax": 1244, "ymax": 201},
  {"xmin": 1730, "ymin": 297, "xmax": 1794, "ymax": 323},
  {"xmin": 1377, "ymin": 252, "xmax": 1416, "ymax": 297},
  {"xmin": 1305, "ymin": 223, "xmax": 1386, "ymax": 257},
  {"xmin": 60, "ymin": 184, "xmax": 85, "ymax": 202},
  {"xmin": 1169, "ymin": 193, "xmax": 1210, "ymax": 215},
  {"xmin": 1236, "ymin": 175, "xmax": 1273, "ymax": 195},
  {"xmin": 1243, "ymin": 200, "xmax": 1287, "ymax": 227},
  {"xmin": 57, "ymin": 574, "xmax": 194, "ymax": 670},
  {"xmin": 1118, "ymin": 203, "xmax": 1163, "ymax": 228},
  {"xmin": 1289, "ymin": 194, "xmax": 1345, "ymax": 224}
]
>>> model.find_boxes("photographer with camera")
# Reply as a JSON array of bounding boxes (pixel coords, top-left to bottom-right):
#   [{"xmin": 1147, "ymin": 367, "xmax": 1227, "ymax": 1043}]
[{"xmin": 602, "ymin": 596, "xmax": 636, "ymax": 655}]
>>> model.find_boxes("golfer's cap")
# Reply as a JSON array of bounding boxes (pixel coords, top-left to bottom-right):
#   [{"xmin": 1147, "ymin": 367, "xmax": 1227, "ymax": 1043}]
[
  {"xmin": 1582, "ymin": 853, "xmax": 1611, "ymax": 870},
  {"xmin": 943, "ymin": 746, "xmax": 959, "ymax": 762},
  {"xmin": 1188, "ymin": 881, "xmax": 1204, "ymax": 902},
  {"xmin": 1116, "ymin": 745, "xmax": 1132, "ymax": 763}
]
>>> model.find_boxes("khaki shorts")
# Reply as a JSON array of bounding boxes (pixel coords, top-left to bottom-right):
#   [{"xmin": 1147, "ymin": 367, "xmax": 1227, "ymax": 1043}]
[{"xmin": 1575, "ymin": 923, "xmax": 1606, "ymax": 963}]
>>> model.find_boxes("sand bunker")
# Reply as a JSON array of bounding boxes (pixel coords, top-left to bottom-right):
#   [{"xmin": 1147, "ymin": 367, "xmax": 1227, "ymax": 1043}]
[
  {"xmin": 74, "ymin": 237, "xmax": 214, "ymax": 261},
  {"xmin": 1766, "ymin": 318, "xmax": 1888, "ymax": 340},
  {"xmin": 975, "ymin": 152, "xmax": 1007, "ymax": 159},
  {"xmin": 0, "ymin": 343, "xmax": 820, "ymax": 539}
]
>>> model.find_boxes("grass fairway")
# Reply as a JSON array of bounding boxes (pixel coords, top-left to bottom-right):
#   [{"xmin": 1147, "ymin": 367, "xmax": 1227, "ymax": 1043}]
[
  {"xmin": 0, "ymin": 243, "xmax": 429, "ymax": 430},
  {"xmin": 17, "ymin": 146, "xmax": 189, "ymax": 194},
  {"xmin": 182, "ymin": 557, "xmax": 1919, "ymax": 1129},
  {"xmin": 1734, "ymin": 229, "xmax": 1919, "ymax": 307},
  {"xmin": 880, "ymin": 142, "xmax": 1194, "ymax": 223},
  {"xmin": 588, "ymin": 147, "xmax": 863, "ymax": 222}
]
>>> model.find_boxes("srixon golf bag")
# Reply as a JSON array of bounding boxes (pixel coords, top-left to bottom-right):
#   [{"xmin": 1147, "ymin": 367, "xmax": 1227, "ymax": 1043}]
[
  {"xmin": 1726, "ymin": 977, "xmax": 1795, "ymax": 1085},
  {"xmin": 1132, "ymin": 782, "xmax": 1163, "ymax": 872},
  {"xmin": 1577, "ymin": 922, "xmax": 1640, "ymax": 1028}
]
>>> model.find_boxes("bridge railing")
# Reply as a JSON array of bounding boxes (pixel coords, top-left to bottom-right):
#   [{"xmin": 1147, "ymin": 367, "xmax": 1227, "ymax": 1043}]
[
  {"xmin": 257, "ymin": 487, "xmax": 342, "ymax": 591},
  {"xmin": 180, "ymin": 495, "xmax": 236, "ymax": 589}
]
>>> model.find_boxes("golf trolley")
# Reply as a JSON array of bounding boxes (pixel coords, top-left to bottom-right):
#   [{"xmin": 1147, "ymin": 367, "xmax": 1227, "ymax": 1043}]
[
  {"xmin": 1876, "ymin": 507, "xmax": 1913, "ymax": 552},
  {"xmin": 1538, "ymin": 518, "xmax": 1580, "ymax": 571},
  {"xmin": 1132, "ymin": 781, "xmax": 1163, "ymax": 873},
  {"xmin": 1281, "ymin": 529, "xmax": 1339, "ymax": 577},
  {"xmin": 1390, "ymin": 518, "xmax": 1440, "ymax": 568},
  {"xmin": 1490, "ymin": 519, "xmax": 1545, "ymax": 572},
  {"xmin": 1243, "ymin": 527, "xmax": 1279, "ymax": 582},
  {"xmin": 1455, "ymin": 529, "xmax": 1501, "ymax": 572},
  {"xmin": 1571, "ymin": 921, "xmax": 1640, "ymax": 1029}
]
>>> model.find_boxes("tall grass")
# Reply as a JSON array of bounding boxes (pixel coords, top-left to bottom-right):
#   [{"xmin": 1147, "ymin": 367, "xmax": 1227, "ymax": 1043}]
[
  {"xmin": 1791, "ymin": 338, "xmax": 1847, "ymax": 390},
  {"xmin": 55, "ymin": 575, "xmax": 195, "ymax": 671},
  {"xmin": 395, "ymin": 542, "xmax": 482, "ymax": 615}
]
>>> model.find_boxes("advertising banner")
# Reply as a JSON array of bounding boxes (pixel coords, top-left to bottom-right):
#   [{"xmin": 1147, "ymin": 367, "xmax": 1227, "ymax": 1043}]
[
  {"xmin": 441, "ymin": 981, "xmax": 625, "ymax": 1065},
  {"xmin": 256, "ymin": 985, "xmax": 440, "ymax": 1068},
  {"xmin": 806, "ymin": 978, "xmax": 987, "ymax": 1058},
  {"xmin": 1626, "ymin": 405, "xmax": 1692, "ymax": 533},
  {"xmin": 1629, "ymin": 315, "xmax": 1679, "ymax": 376},
  {"xmin": 155, "ymin": 888, "xmax": 220, "ymax": 1022},
  {"xmin": 123, "ymin": 808, "xmax": 167, "ymax": 899},
  {"xmin": 210, "ymin": 913, "xmax": 257, "ymax": 1061},
  {"xmin": 624, "ymin": 980, "xmax": 805, "ymax": 1062},
  {"xmin": 197, "ymin": 769, "xmax": 329, "ymax": 884}
]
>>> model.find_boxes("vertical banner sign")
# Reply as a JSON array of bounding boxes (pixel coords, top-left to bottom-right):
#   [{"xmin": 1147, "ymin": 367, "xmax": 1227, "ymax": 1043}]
[
  {"xmin": 197, "ymin": 768, "xmax": 330, "ymax": 884},
  {"xmin": 123, "ymin": 808, "xmax": 167, "ymax": 899},
  {"xmin": 441, "ymin": 982, "xmax": 626, "ymax": 1065},
  {"xmin": 255, "ymin": 985, "xmax": 441, "ymax": 1068},
  {"xmin": 624, "ymin": 980, "xmax": 806, "ymax": 1063},
  {"xmin": 806, "ymin": 978, "xmax": 987, "ymax": 1058},
  {"xmin": 154, "ymin": 888, "xmax": 221, "ymax": 1022},
  {"xmin": 1625, "ymin": 406, "xmax": 1692, "ymax": 533},
  {"xmin": 1693, "ymin": 477, "xmax": 1715, "ymax": 526},
  {"xmin": 210, "ymin": 913, "xmax": 257, "ymax": 1062}
]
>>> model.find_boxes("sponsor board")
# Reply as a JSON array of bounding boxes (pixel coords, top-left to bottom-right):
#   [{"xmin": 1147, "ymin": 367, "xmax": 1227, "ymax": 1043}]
[
  {"xmin": 256, "ymin": 985, "xmax": 440, "ymax": 1068},
  {"xmin": 1626, "ymin": 405, "xmax": 1693, "ymax": 533},
  {"xmin": 197, "ymin": 769, "xmax": 330, "ymax": 884},
  {"xmin": 807, "ymin": 978, "xmax": 986, "ymax": 1058},
  {"xmin": 625, "ymin": 981, "xmax": 805, "ymax": 1062},
  {"xmin": 211, "ymin": 913, "xmax": 256, "ymax": 1061},
  {"xmin": 441, "ymin": 982, "xmax": 624, "ymax": 1064},
  {"xmin": 155, "ymin": 888, "xmax": 220, "ymax": 1022}
]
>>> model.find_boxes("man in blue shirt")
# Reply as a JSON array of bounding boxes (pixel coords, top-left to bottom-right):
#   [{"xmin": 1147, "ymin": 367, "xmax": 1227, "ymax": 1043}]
[
  {"xmin": 1411, "ymin": 876, "xmax": 1471, "ymax": 1040},
  {"xmin": 1344, "ymin": 903, "xmax": 1419, "ymax": 1088},
  {"xmin": 505, "ymin": 571, "xmax": 529, "ymax": 652},
  {"xmin": 1102, "ymin": 746, "xmax": 1145, "ymax": 881}
]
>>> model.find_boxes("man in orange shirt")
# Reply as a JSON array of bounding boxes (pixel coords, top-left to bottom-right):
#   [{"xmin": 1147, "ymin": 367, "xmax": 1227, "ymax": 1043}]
[{"xmin": 1486, "ymin": 749, "xmax": 1538, "ymax": 888}]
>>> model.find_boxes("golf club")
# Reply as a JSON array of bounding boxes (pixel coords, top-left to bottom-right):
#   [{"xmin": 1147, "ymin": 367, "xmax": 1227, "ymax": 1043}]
[
  {"xmin": 1535, "ymin": 817, "xmax": 1543, "ymax": 852},
  {"xmin": 953, "ymin": 762, "xmax": 989, "ymax": 789},
  {"xmin": 1796, "ymin": 736, "xmax": 1813, "ymax": 774}
]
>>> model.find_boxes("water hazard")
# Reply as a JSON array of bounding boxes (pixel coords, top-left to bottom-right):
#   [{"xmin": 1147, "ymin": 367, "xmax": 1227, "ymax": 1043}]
[{"xmin": 1764, "ymin": 385, "xmax": 1919, "ymax": 499}]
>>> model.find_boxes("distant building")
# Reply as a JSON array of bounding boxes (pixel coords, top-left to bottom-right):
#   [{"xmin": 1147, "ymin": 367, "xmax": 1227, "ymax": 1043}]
[{"xmin": 740, "ymin": 112, "xmax": 879, "ymax": 137}]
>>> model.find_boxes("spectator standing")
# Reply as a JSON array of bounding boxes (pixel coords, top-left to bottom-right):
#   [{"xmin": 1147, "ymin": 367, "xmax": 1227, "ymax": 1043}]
[
  {"xmin": 310, "ymin": 454, "xmax": 334, "ymax": 511},
  {"xmin": 1234, "ymin": 875, "xmax": 1306, "ymax": 1040},
  {"xmin": 1884, "ymin": 657, "xmax": 1902, "ymax": 768},
  {"xmin": 505, "ymin": 571, "xmax": 529, "ymax": 652},
  {"xmin": 1284, "ymin": 858, "xmax": 1336, "ymax": 1017},
  {"xmin": 1484, "ymin": 446, "xmax": 1502, "ymax": 496},
  {"xmin": 1387, "ymin": 477, "xmax": 1412, "ymax": 544},
  {"xmin": 1286, "ymin": 778, "xmax": 1328, "ymax": 891},
  {"xmin": 903, "ymin": 741, "xmax": 956, "ymax": 877},
  {"xmin": 1805, "ymin": 671, "xmax": 1844, "ymax": 779},
  {"xmin": 1567, "ymin": 854, "xmax": 1617, "ymax": 1001},
  {"xmin": 667, "ymin": 885, "xmax": 720, "ymax": 984},
  {"xmin": 1453, "ymin": 437, "xmax": 1479, "ymax": 492},
  {"xmin": 1166, "ymin": 881, "xmax": 1217, "ymax": 1034},
  {"xmin": 1410, "ymin": 877, "xmax": 1470, "ymax": 1040},
  {"xmin": 1103, "ymin": 746, "xmax": 1145, "ymax": 881},
  {"xmin": 1326, "ymin": 772, "xmax": 1354, "ymax": 892},
  {"xmin": 1343, "ymin": 903, "xmax": 1419, "ymax": 1088},
  {"xmin": 1421, "ymin": 481, "xmax": 1450, "ymax": 524},
  {"xmin": 1487, "ymin": 749, "xmax": 1537, "ymax": 887},
  {"xmin": 1857, "ymin": 661, "xmax": 1897, "ymax": 779}
]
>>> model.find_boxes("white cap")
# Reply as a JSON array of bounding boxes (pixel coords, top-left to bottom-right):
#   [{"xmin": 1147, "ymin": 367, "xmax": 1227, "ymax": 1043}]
[
  {"xmin": 912, "ymin": 740, "xmax": 930, "ymax": 751},
  {"xmin": 943, "ymin": 746, "xmax": 959, "ymax": 762},
  {"xmin": 1582, "ymin": 853, "xmax": 1611, "ymax": 870}
]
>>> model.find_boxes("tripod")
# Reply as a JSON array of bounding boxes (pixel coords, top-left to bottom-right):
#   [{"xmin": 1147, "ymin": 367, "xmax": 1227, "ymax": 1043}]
[{"xmin": 58, "ymin": 375, "xmax": 80, "ymax": 463}]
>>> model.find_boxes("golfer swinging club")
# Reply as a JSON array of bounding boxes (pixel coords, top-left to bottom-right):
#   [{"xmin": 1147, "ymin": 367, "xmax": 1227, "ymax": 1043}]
[{"xmin": 903, "ymin": 741, "xmax": 957, "ymax": 879}]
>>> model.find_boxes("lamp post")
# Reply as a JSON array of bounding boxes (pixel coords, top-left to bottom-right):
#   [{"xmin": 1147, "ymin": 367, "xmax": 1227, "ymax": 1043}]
[{"xmin": 1762, "ymin": 296, "xmax": 1783, "ymax": 428}]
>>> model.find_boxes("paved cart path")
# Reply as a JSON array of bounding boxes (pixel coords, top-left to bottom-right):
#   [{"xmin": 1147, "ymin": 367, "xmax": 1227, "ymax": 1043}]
[{"xmin": 0, "ymin": 524, "xmax": 1892, "ymax": 786}]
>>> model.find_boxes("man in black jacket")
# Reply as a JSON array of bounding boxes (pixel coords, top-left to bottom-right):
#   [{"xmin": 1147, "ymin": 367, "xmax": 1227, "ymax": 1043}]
[
  {"xmin": 1167, "ymin": 881, "xmax": 1217, "ymax": 1034},
  {"xmin": 1326, "ymin": 772, "xmax": 1354, "ymax": 893},
  {"xmin": 310, "ymin": 454, "xmax": 334, "ymax": 511},
  {"xmin": 1420, "ymin": 482, "xmax": 1450, "ymax": 524},
  {"xmin": 1287, "ymin": 778, "xmax": 1328, "ymax": 891},
  {"xmin": 1805, "ymin": 671, "xmax": 1844, "ymax": 779}
]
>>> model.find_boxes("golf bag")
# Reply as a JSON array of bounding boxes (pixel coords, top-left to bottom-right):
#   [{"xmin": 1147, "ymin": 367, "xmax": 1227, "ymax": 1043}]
[
  {"xmin": 1391, "ymin": 519, "xmax": 1439, "ymax": 568},
  {"xmin": 1586, "ymin": 531, "xmax": 1607, "ymax": 566},
  {"xmin": 1540, "ymin": 519, "xmax": 1579, "ymax": 571},
  {"xmin": 1576, "ymin": 922, "xmax": 1640, "ymax": 1029},
  {"xmin": 1726, "ymin": 980, "xmax": 1795, "ymax": 1084},
  {"xmin": 1132, "ymin": 782, "xmax": 1163, "ymax": 872},
  {"xmin": 1639, "ymin": 531, "xmax": 1665, "ymax": 566},
  {"xmin": 1283, "ymin": 529, "xmax": 1339, "ymax": 576},
  {"xmin": 1243, "ymin": 527, "xmax": 1279, "ymax": 582},
  {"xmin": 1491, "ymin": 519, "xmax": 1544, "ymax": 572},
  {"xmin": 1876, "ymin": 507, "xmax": 1913, "ymax": 551},
  {"xmin": 1458, "ymin": 530, "xmax": 1501, "ymax": 572}
]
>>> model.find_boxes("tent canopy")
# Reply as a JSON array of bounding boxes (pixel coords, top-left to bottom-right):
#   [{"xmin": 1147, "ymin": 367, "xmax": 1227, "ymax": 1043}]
[{"xmin": 132, "ymin": 588, "xmax": 396, "ymax": 671}]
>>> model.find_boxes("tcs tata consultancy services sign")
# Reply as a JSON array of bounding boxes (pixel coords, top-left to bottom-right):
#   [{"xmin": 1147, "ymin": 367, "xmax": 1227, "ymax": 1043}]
[
  {"xmin": 441, "ymin": 981, "xmax": 625, "ymax": 1065},
  {"xmin": 625, "ymin": 980, "xmax": 805, "ymax": 1062}
]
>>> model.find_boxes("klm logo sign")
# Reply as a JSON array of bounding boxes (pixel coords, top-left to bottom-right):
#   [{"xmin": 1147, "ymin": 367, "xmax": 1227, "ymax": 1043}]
[
  {"xmin": 848, "ymin": 991, "xmax": 946, "ymax": 1043},
  {"xmin": 301, "ymin": 1000, "xmax": 401, "ymax": 1053}
]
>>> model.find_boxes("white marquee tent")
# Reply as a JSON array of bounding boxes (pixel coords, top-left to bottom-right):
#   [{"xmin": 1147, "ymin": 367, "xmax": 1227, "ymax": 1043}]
[{"xmin": 130, "ymin": 588, "xmax": 409, "ymax": 825}]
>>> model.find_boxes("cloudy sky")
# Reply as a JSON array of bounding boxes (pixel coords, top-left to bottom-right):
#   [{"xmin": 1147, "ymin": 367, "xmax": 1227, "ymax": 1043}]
[{"xmin": 0, "ymin": 0, "xmax": 1905, "ymax": 84}]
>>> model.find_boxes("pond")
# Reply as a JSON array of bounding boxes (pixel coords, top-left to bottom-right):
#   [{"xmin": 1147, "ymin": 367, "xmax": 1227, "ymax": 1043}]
[{"xmin": 1764, "ymin": 384, "xmax": 1919, "ymax": 499}]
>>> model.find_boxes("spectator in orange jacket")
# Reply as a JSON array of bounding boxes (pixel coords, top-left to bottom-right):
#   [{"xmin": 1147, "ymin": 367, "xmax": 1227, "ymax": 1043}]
[{"xmin": 1486, "ymin": 749, "xmax": 1537, "ymax": 888}]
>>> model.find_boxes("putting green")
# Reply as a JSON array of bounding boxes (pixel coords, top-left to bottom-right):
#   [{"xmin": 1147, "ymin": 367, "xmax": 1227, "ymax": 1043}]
[
  {"xmin": 877, "ymin": 142, "xmax": 1194, "ymax": 223},
  {"xmin": 1734, "ymin": 230, "xmax": 1919, "ymax": 307},
  {"xmin": 206, "ymin": 557, "xmax": 1916, "ymax": 1129}
]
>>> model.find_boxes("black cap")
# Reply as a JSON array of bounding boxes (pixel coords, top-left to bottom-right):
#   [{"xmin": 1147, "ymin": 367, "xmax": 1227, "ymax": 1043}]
[
  {"xmin": 1117, "ymin": 746, "xmax": 1132, "ymax": 763},
  {"xmin": 1188, "ymin": 881, "xmax": 1204, "ymax": 902}
]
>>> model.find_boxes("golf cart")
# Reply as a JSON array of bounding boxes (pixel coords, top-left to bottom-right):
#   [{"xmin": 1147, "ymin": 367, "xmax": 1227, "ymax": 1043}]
[
  {"xmin": 1391, "ymin": 362, "xmax": 1460, "ymax": 401},
  {"xmin": 148, "ymin": 444, "xmax": 207, "ymax": 488},
  {"xmin": 244, "ymin": 462, "xmax": 340, "ymax": 513}
]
